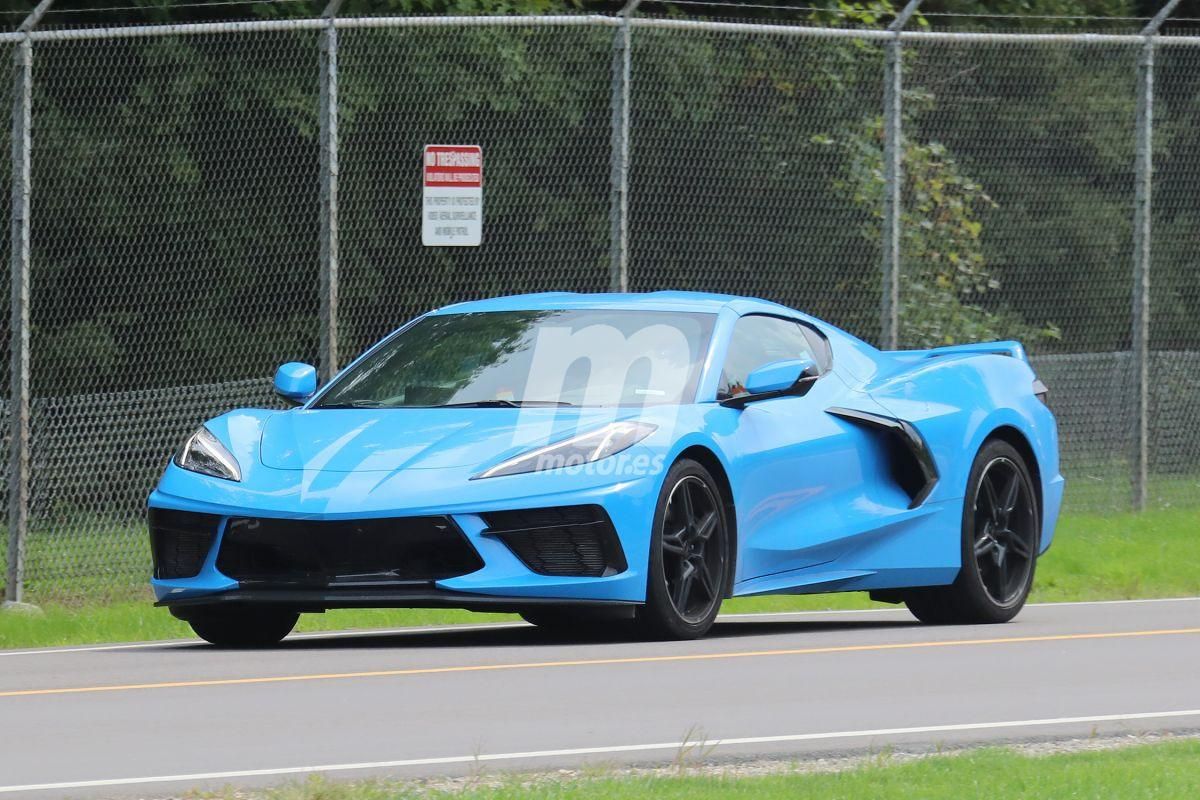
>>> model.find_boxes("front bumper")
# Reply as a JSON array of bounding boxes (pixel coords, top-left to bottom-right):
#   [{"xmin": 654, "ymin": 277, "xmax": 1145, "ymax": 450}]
[
  {"xmin": 160, "ymin": 587, "xmax": 638, "ymax": 616},
  {"xmin": 149, "ymin": 470, "xmax": 659, "ymax": 608}
]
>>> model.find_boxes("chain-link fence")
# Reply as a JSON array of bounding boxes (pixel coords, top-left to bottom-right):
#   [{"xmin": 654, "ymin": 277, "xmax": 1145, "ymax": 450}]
[{"xmin": 1, "ymin": 13, "xmax": 1198, "ymax": 602}]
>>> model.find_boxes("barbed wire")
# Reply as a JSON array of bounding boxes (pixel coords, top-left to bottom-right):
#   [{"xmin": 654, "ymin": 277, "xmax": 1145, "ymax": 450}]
[
  {"xmin": 9, "ymin": 0, "xmax": 1199, "ymax": 26},
  {"xmin": 39, "ymin": 0, "xmax": 313, "ymax": 11},
  {"xmin": 642, "ymin": 1, "xmax": 887, "ymax": 15},
  {"xmin": 921, "ymin": 11, "xmax": 1149, "ymax": 22},
  {"xmin": 641, "ymin": 0, "xmax": 1184, "ymax": 24}
]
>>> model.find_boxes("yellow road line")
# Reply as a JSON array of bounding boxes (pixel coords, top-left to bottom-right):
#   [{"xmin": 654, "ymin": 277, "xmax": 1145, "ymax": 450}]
[{"xmin": 3, "ymin": 627, "xmax": 1197, "ymax": 700}]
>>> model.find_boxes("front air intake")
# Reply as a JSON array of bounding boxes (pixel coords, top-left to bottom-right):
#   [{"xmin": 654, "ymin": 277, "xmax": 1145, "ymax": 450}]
[
  {"xmin": 215, "ymin": 515, "xmax": 483, "ymax": 587},
  {"xmin": 482, "ymin": 505, "xmax": 626, "ymax": 578},
  {"xmin": 148, "ymin": 508, "xmax": 221, "ymax": 579}
]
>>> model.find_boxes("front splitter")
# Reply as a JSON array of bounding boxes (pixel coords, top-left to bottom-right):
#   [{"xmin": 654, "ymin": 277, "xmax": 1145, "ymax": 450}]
[{"xmin": 158, "ymin": 586, "xmax": 641, "ymax": 615}]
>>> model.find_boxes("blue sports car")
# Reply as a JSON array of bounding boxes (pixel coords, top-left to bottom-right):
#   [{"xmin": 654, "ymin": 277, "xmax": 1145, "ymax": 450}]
[{"xmin": 149, "ymin": 292, "xmax": 1063, "ymax": 645}]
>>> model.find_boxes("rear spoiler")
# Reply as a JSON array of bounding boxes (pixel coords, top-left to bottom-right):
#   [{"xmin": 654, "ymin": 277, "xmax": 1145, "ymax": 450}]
[
  {"xmin": 886, "ymin": 340, "xmax": 1045, "ymax": 402},
  {"xmin": 897, "ymin": 340, "xmax": 1030, "ymax": 365}
]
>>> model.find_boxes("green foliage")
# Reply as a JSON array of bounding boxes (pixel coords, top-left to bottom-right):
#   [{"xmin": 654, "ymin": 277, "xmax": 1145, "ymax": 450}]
[
  {"xmin": 902, "ymin": 38, "xmax": 1141, "ymax": 353},
  {"xmin": 805, "ymin": 0, "xmax": 925, "ymax": 29},
  {"xmin": 896, "ymin": 133, "xmax": 1062, "ymax": 347},
  {"xmin": 11, "ymin": 0, "xmax": 1200, "ymax": 399},
  {"xmin": 922, "ymin": 1, "xmax": 1138, "ymax": 30},
  {"xmin": 625, "ymin": 28, "xmax": 886, "ymax": 339},
  {"xmin": 21, "ymin": 0, "xmax": 1191, "ymax": 398},
  {"xmin": 820, "ymin": 115, "xmax": 1059, "ymax": 348}
]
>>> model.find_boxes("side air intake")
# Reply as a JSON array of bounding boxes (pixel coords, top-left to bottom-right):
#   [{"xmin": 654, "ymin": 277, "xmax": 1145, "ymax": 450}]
[{"xmin": 826, "ymin": 407, "xmax": 939, "ymax": 509}]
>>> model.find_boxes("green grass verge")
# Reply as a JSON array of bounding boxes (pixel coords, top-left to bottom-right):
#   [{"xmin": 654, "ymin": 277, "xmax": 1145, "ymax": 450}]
[
  {"xmin": 3, "ymin": 508, "xmax": 1199, "ymax": 649},
  {"xmin": 227, "ymin": 740, "xmax": 1200, "ymax": 800}
]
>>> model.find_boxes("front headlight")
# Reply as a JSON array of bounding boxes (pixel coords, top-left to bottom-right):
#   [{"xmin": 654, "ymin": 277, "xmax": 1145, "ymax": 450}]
[
  {"xmin": 174, "ymin": 426, "xmax": 242, "ymax": 482},
  {"xmin": 475, "ymin": 421, "xmax": 657, "ymax": 479}
]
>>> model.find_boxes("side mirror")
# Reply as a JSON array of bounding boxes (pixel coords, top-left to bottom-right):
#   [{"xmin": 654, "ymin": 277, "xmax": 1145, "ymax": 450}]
[
  {"xmin": 724, "ymin": 357, "xmax": 819, "ymax": 408},
  {"xmin": 274, "ymin": 362, "xmax": 317, "ymax": 406}
]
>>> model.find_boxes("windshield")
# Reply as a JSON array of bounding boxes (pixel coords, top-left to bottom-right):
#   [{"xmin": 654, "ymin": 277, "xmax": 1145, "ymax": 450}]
[{"xmin": 313, "ymin": 309, "xmax": 716, "ymax": 409}]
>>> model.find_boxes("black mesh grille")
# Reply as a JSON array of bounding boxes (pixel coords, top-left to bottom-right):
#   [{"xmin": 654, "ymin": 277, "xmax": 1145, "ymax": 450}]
[
  {"xmin": 215, "ymin": 516, "xmax": 483, "ymax": 587},
  {"xmin": 148, "ymin": 508, "xmax": 221, "ymax": 579},
  {"xmin": 482, "ymin": 505, "xmax": 626, "ymax": 578}
]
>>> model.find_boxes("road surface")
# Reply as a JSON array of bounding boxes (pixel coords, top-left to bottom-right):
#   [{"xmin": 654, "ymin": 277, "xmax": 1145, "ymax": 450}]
[{"xmin": 1, "ymin": 598, "xmax": 1198, "ymax": 797}]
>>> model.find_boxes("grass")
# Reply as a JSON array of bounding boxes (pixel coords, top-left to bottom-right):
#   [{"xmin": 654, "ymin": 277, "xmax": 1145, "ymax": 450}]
[
  {"xmin": 223, "ymin": 739, "xmax": 1200, "ymax": 800},
  {"xmin": 0, "ymin": 603, "xmax": 519, "ymax": 649},
  {"xmin": 1059, "ymin": 466, "xmax": 1200, "ymax": 513},
  {"xmin": 2, "ymin": 507, "xmax": 1198, "ymax": 649}
]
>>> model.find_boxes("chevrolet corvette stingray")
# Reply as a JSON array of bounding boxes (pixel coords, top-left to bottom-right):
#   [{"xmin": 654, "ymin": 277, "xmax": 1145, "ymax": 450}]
[{"xmin": 148, "ymin": 292, "xmax": 1062, "ymax": 645}]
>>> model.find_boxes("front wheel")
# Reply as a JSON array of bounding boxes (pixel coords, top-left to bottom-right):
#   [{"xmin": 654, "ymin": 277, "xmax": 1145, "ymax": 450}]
[
  {"xmin": 184, "ymin": 606, "xmax": 299, "ymax": 647},
  {"xmin": 636, "ymin": 459, "xmax": 730, "ymax": 640},
  {"xmin": 906, "ymin": 439, "xmax": 1039, "ymax": 625}
]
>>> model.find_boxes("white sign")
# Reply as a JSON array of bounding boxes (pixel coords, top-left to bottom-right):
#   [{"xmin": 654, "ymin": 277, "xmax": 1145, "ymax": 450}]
[{"xmin": 422, "ymin": 144, "xmax": 483, "ymax": 247}]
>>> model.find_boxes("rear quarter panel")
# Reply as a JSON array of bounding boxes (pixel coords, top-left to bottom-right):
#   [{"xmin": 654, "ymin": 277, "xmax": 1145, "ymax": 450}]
[{"xmin": 865, "ymin": 353, "xmax": 1062, "ymax": 552}]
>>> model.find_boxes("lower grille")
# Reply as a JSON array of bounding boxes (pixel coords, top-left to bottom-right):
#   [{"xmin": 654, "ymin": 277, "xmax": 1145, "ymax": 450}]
[
  {"xmin": 482, "ymin": 505, "xmax": 626, "ymax": 578},
  {"xmin": 215, "ymin": 516, "xmax": 483, "ymax": 587},
  {"xmin": 149, "ymin": 508, "xmax": 221, "ymax": 579}
]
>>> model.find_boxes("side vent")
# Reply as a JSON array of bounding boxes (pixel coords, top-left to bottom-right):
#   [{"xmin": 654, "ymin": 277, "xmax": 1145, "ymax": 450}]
[{"xmin": 826, "ymin": 407, "xmax": 939, "ymax": 509}]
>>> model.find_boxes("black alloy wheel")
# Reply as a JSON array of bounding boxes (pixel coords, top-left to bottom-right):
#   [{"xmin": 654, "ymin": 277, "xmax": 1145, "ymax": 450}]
[
  {"xmin": 662, "ymin": 475, "xmax": 726, "ymax": 622},
  {"xmin": 971, "ymin": 456, "xmax": 1038, "ymax": 606},
  {"xmin": 638, "ymin": 459, "xmax": 729, "ymax": 639},
  {"xmin": 906, "ymin": 439, "xmax": 1039, "ymax": 625}
]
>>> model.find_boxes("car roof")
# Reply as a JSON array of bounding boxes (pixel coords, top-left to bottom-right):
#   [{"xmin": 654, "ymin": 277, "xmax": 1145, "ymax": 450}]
[{"xmin": 429, "ymin": 291, "xmax": 805, "ymax": 317}]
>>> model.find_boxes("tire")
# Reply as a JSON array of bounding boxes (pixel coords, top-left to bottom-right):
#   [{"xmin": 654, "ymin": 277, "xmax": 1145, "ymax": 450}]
[
  {"xmin": 636, "ymin": 458, "xmax": 731, "ymax": 640},
  {"xmin": 906, "ymin": 439, "xmax": 1039, "ymax": 625},
  {"xmin": 185, "ymin": 606, "xmax": 299, "ymax": 647}
]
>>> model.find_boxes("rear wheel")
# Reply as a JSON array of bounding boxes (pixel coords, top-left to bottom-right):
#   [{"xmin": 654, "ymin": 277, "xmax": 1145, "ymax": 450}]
[
  {"xmin": 184, "ymin": 606, "xmax": 298, "ymax": 647},
  {"xmin": 636, "ymin": 459, "xmax": 730, "ymax": 640},
  {"xmin": 906, "ymin": 439, "xmax": 1039, "ymax": 625}
]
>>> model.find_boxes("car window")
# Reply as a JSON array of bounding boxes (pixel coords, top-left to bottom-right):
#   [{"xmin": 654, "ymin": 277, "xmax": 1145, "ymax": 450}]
[
  {"xmin": 800, "ymin": 323, "xmax": 833, "ymax": 373},
  {"xmin": 313, "ymin": 310, "xmax": 716, "ymax": 408},
  {"xmin": 717, "ymin": 315, "xmax": 828, "ymax": 401}
]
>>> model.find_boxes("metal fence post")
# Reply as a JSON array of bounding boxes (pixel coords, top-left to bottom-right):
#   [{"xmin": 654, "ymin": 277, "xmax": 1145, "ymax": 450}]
[
  {"xmin": 6, "ymin": 1, "xmax": 53, "ymax": 606},
  {"xmin": 318, "ymin": 0, "xmax": 344, "ymax": 384},
  {"xmin": 880, "ymin": 1, "xmax": 922, "ymax": 351},
  {"xmin": 6, "ymin": 39, "xmax": 32, "ymax": 606},
  {"xmin": 608, "ymin": 1, "xmax": 640, "ymax": 293},
  {"xmin": 1130, "ymin": 1, "xmax": 1180, "ymax": 511}
]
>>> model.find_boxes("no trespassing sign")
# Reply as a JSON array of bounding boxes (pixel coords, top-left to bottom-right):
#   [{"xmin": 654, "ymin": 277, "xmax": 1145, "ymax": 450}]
[{"xmin": 422, "ymin": 144, "xmax": 482, "ymax": 247}]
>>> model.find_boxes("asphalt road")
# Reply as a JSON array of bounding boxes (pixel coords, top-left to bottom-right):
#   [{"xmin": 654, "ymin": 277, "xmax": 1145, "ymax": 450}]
[{"xmin": 2, "ymin": 598, "xmax": 1199, "ymax": 797}]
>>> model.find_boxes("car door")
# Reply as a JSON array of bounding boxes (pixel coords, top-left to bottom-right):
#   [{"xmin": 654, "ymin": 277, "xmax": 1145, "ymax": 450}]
[{"xmin": 718, "ymin": 314, "xmax": 909, "ymax": 584}]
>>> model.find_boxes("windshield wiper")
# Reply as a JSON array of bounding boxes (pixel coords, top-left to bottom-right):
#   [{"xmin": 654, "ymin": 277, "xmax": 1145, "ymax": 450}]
[
  {"xmin": 316, "ymin": 399, "xmax": 578, "ymax": 409},
  {"xmin": 438, "ymin": 399, "xmax": 577, "ymax": 408},
  {"xmin": 315, "ymin": 399, "xmax": 389, "ymax": 409}
]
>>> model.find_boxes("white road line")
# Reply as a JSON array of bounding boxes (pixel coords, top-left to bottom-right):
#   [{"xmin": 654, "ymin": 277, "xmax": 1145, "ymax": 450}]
[
  {"xmin": 1024, "ymin": 596, "xmax": 1200, "ymax": 609},
  {"xmin": 2, "ymin": 708, "xmax": 1199, "ymax": 794},
  {"xmin": 3, "ymin": 596, "xmax": 1197, "ymax": 657},
  {"xmin": 0, "ymin": 640, "xmax": 203, "ymax": 657},
  {"xmin": 719, "ymin": 596, "xmax": 1200, "ymax": 619}
]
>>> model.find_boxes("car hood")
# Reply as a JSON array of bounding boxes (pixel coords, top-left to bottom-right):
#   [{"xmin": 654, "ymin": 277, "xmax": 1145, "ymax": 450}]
[{"xmin": 258, "ymin": 407, "xmax": 638, "ymax": 473}]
